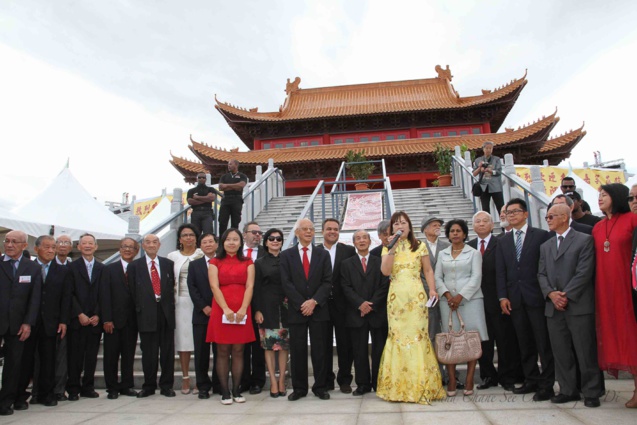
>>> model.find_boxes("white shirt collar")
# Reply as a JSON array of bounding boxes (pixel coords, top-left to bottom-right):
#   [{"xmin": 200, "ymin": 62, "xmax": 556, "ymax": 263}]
[
  {"xmin": 478, "ymin": 234, "xmax": 492, "ymax": 247},
  {"xmin": 513, "ymin": 223, "xmax": 529, "ymax": 235},
  {"xmin": 556, "ymin": 226, "xmax": 572, "ymax": 239}
]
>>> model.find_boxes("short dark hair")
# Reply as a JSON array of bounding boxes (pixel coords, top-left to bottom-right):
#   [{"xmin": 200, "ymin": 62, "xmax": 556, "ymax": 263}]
[
  {"xmin": 561, "ymin": 177, "xmax": 575, "ymax": 185},
  {"xmin": 35, "ymin": 235, "xmax": 55, "ymax": 247},
  {"xmin": 322, "ymin": 218, "xmax": 340, "ymax": 229},
  {"xmin": 216, "ymin": 228, "xmax": 246, "ymax": 260},
  {"xmin": 506, "ymin": 198, "xmax": 528, "ymax": 212},
  {"xmin": 262, "ymin": 228, "xmax": 284, "ymax": 251},
  {"xmin": 581, "ymin": 200, "xmax": 592, "ymax": 213},
  {"xmin": 444, "ymin": 219, "xmax": 469, "ymax": 241},
  {"xmin": 242, "ymin": 221, "xmax": 260, "ymax": 233},
  {"xmin": 600, "ymin": 183, "xmax": 630, "ymax": 214},
  {"xmin": 201, "ymin": 233, "xmax": 218, "ymax": 243},
  {"xmin": 176, "ymin": 223, "xmax": 200, "ymax": 250},
  {"xmin": 79, "ymin": 233, "xmax": 96, "ymax": 243}
]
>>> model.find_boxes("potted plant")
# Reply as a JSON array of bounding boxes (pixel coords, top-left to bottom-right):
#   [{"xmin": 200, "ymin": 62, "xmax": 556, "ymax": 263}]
[
  {"xmin": 434, "ymin": 144, "xmax": 453, "ymax": 187},
  {"xmin": 345, "ymin": 149, "xmax": 375, "ymax": 190}
]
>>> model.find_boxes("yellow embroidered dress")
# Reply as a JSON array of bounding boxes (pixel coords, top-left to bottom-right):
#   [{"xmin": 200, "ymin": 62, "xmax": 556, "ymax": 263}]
[{"xmin": 376, "ymin": 240, "xmax": 444, "ymax": 404}]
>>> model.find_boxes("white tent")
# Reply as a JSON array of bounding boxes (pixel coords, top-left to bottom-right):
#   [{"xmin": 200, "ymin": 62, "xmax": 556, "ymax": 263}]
[
  {"xmin": 13, "ymin": 167, "xmax": 127, "ymax": 240},
  {"xmin": 0, "ymin": 206, "xmax": 51, "ymax": 237},
  {"xmin": 625, "ymin": 174, "xmax": 637, "ymax": 189}
]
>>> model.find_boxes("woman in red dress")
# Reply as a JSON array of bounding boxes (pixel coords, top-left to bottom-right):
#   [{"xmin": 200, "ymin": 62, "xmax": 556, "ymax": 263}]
[
  {"xmin": 593, "ymin": 183, "xmax": 637, "ymax": 408},
  {"xmin": 206, "ymin": 228, "xmax": 256, "ymax": 405}
]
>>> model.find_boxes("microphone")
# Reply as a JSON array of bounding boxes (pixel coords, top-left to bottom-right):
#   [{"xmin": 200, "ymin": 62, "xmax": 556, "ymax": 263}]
[{"xmin": 387, "ymin": 230, "xmax": 403, "ymax": 250}]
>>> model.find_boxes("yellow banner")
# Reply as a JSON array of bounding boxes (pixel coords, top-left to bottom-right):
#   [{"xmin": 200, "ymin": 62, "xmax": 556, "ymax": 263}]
[
  {"xmin": 133, "ymin": 193, "xmax": 187, "ymax": 220},
  {"xmin": 514, "ymin": 166, "xmax": 625, "ymax": 196}
]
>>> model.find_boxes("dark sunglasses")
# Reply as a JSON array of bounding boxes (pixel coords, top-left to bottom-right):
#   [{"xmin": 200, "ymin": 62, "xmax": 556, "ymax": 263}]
[
  {"xmin": 628, "ymin": 196, "xmax": 636, "ymax": 202},
  {"xmin": 248, "ymin": 230, "xmax": 263, "ymax": 236},
  {"xmin": 544, "ymin": 214, "xmax": 565, "ymax": 221},
  {"xmin": 267, "ymin": 236, "xmax": 283, "ymax": 242}
]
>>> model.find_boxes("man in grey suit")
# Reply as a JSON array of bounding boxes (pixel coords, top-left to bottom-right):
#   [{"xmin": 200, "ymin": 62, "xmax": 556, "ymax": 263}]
[
  {"xmin": 473, "ymin": 141, "xmax": 504, "ymax": 214},
  {"xmin": 538, "ymin": 204, "xmax": 602, "ymax": 408},
  {"xmin": 421, "ymin": 216, "xmax": 451, "ymax": 384}
]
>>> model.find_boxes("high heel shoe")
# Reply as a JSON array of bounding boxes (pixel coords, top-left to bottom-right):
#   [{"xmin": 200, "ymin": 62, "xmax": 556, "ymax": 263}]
[
  {"xmin": 181, "ymin": 376, "xmax": 191, "ymax": 395},
  {"xmin": 278, "ymin": 382, "xmax": 287, "ymax": 397}
]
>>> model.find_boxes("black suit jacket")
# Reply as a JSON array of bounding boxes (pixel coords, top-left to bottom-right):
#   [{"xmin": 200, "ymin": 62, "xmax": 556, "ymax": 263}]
[
  {"xmin": 468, "ymin": 236, "xmax": 500, "ymax": 314},
  {"xmin": 340, "ymin": 255, "xmax": 388, "ymax": 328},
  {"xmin": 369, "ymin": 244, "xmax": 384, "ymax": 258},
  {"xmin": 67, "ymin": 257, "xmax": 104, "ymax": 333},
  {"xmin": 187, "ymin": 256, "xmax": 213, "ymax": 325},
  {"xmin": 100, "ymin": 261, "xmax": 136, "ymax": 329},
  {"xmin": 316, "ymin": 242, "xmax": 357, "ymax": 314},
  {"xmin": 280, "ymin": 244, "xmax": 332, "ymax": 324},
  {"xmin": 38, "ymin": 261, "xmax": 71, "ymax": 336},
  {"xmin": 128, "ymin": 256, "xmax": 176, "ymax": 333},
  {"xmin": 548, "ymin": 220, "xmax": 592, "ymax": 237},
  {"xmin": 496, "ymin": 226, "xmax": 551, "ymax": 309},
  {"xmin": 0, "ymin": 255, "xmax": 42, "ymax": 335}
]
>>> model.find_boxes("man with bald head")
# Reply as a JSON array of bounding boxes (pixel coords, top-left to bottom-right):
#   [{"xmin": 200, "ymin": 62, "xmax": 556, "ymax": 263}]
[
  {"xmin": 128, "ymin": 234, "xmax": 177, "ymax": 398},
  {"xmin": 280, "ymin": 218, "xmax": 332, "ymax": 401},
  {"xmin": 0, "ymin": 231, "xmax": 42, "ymax": 416},
  {"xmin": 538, "ymin": 204, "xmax": 602, "ymax": 407},
  {"xmin": 55, "ymin": 235, "xmax": 72, "ymax": 266}
]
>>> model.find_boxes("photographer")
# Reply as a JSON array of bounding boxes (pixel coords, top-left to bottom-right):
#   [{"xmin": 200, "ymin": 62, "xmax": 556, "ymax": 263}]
[{"xmin": 472, "ymin": 141, "xmax": 504, "ymax": 214}]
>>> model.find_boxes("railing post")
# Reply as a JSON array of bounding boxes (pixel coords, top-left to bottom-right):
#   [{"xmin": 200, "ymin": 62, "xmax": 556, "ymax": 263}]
[
  {"xmin": 126, "ymin": 215, "xmax": 141, "ymax": 241},
  {"xmin": 171, "ymin": 188, "xmax": 184, "ymax": 229},
  {"xmin": 502, "ymin": 154, "xmax": 517, "ymax": 206},
  {"xmin": 529, "ymin": 165, "xmax": 548, "ymax": 230}
]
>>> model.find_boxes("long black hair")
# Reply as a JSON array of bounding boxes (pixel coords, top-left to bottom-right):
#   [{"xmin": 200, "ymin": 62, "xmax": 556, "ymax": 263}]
[
  {"xmin": 390, "ymin": 211, "xmax": 420, "ymax": 252},
  {"xmin": 600, "ymin": 183, "xmax": 630, "ymax": 215},
  {"xmin": 216, "ymin": 228, "xmax": 246, "ymax": 260}
]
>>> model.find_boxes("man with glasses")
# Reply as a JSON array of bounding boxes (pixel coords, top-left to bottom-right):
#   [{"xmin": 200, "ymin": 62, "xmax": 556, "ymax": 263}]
[
  {"xmin": 100, "ymin": 238, "xmax": 140, "ymax": 399},
  {"xmin": 538, "ymin": 204, "xmax": 602, "ymax": 407},
  {"xmin": 187, "ymin": 172, "xmax": 221, "ymax": 236},
  {"xmin": 240, "ymin": 222, "xmax": 266, "ymax": 394},
  {"xmin": 55, "ymin": 235, "xmax": 72, "ymax": 265},
  {"xmin": 496, "ymin": 199, "xmax": 554, "ymax": 401},
  {"xmin": 0, "ymin": 231, "xmax": 42, "ymax": 416}
]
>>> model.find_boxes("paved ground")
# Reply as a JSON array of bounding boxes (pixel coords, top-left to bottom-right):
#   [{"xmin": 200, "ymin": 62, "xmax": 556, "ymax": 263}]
[{"xmin": 3, "ymin": 379, "xmax": 635, "ymax": 425}]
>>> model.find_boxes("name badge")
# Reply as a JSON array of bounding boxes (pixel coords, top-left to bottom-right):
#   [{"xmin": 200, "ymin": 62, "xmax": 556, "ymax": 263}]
[{"xmin": 19, "ymin": 275, "xmax": 32, "ymax": 283}]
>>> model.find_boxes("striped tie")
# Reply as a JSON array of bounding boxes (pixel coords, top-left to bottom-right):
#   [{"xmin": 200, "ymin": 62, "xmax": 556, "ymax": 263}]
[{"xmin": 515, "ymin": 230, "xmax": 523, "ymax": 262}]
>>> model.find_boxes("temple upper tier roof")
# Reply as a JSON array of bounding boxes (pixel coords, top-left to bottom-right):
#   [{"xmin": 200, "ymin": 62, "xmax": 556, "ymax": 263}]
[{"xmin": 214, "ymin": 66, "xmax": 527, "ymax": 122}]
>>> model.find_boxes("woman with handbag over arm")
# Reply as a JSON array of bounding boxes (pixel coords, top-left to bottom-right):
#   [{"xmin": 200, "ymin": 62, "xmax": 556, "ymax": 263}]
[
  {"xmin": 375, "ymin": 211, "xmax": 445, "ymax": 404},
  {"xmin": 435, "ymin": 219, "xmax": 487, "ymax": 397}
]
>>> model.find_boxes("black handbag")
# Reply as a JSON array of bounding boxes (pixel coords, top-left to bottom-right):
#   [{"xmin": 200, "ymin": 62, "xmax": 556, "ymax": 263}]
[{"xmin": 472, "ymin": 172, "xmax": 484, "ymax": 197}]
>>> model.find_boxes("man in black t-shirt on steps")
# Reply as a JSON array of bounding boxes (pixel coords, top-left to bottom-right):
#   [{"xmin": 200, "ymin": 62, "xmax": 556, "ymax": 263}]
[
  {"xmin": 218, "ymin": 160, "xmax": 248, "ymax": 235},
  {"xmin": 187, "ymin": 172, "xmax": 221, "ymax": 236}
]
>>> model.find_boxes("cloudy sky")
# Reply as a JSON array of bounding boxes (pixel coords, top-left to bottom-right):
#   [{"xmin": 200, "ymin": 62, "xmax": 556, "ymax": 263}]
[{"xmin": 1, "ymin": 0, "xmax": 636, "ymax": 210}]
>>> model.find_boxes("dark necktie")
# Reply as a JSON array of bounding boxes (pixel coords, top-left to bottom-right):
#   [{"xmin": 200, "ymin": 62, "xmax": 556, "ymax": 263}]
[
  {"xmin": 9, "ymin": 259, "xmax": 18, "ymax": 277},
  {"xmin": 41, "ymin": 263, "xmax": 49, "ymax": 282},
  {"xmin": 302, "ymin": 247, "xmax": 310, "ymax": 279},
  {"xmin": 151, "ymin": 260, "xmax": 161, "ymax": 296},
  {"xmin": 558, "ymin": 235, "xmax": 564, "ymax": 249},
  {"xmin": 361, "ymin": 257, "xmax": 367, "ymax": 273},
  {"xmin": 515, "ymin": 230, "xmax": 523, "ymax": 262},
  {"xmin": 480, "ymin": 240, "xmax": 485, "ymax": 256}
]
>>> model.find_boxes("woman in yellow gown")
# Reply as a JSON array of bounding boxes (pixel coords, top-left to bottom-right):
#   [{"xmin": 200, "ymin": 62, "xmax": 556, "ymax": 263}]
[{"xmin": 376, "ymin": 211, "xmax": 445, "ymax": 404}]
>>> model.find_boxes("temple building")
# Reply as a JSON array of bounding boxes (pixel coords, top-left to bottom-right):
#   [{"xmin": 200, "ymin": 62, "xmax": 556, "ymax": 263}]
[{"xmin": 171, "ymin": 65, "xmax": 585, "ymax": 195}]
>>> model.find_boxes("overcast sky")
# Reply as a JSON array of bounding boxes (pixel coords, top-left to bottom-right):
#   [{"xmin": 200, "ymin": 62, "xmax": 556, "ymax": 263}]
[{"xmin": 1, "ymin": 0, "xmax": 636, "ymax": 210}]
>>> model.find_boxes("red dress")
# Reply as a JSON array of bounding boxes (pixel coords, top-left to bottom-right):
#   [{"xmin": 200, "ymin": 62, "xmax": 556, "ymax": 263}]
[
  {"xmin": 206, "ymin": 255, "xmax": 256, "ymax": 344},
  {"xmin": 592, "ymin": 212, "xmax": 637, "ymax": 377}
]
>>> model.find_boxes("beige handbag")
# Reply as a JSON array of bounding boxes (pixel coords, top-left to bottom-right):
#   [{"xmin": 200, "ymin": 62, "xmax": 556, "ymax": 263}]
[{"xmin": 435, "ymin": 309, "xmax": 482, "ymax": 364}]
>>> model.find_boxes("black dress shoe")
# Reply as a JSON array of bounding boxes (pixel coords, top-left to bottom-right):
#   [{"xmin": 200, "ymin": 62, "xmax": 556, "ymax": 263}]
[
  {"xmin": 512, "ymin": 384, "xmax": 537, "ymax": 395},
  {"xmin": 160, "ymin": 388, "xmax": 176, "ymax": 397},
  {"xmin": 198, "ymin": 390, "xmax": 210, "ymax": 400},
  {"xmin": 288, "ymin": 391, "xmax": 306, "ymax": 401},
  {"xmin": 0, "ymin": 406, "xmax": 13, "ymax": 416},
  {"xmin": 501, "ymin": 383, "xmax": 516, "ymax": 392},
  {"xmin": 584, "ymin": 397, "xmax": 600, "ymax": 408},
  {"xmin": 13, "ymin": 401, "xmax": 28, "ymax": 411},
  {"xmin": 68, "ymin": 394, "xmax": 79, "ymax": 401},
  {"xmin": 550, "ymin": 393, "xmax": 580, "ymax": 404},
  {"xmin": 56, "ymin": 394, "xmax": 68, "ymax": 401},
  {"xmin": 80, "ymin": 390, "xmax": 99, "ymax": 398},
  {"xmin": 353, "ymin": 387, "xmax": 370, "ymax": 396},
  {"xmin": 120, "ymin": 389, "xmax": 138, "ymax": 397},
  {"xmin": 30, "ymin": 396, "xmax": 40, "ymax": 405},
  {"xmin": 339, "ymin": 384, "xmax": 352, "ymax": 394},
  {"xmin": 314, "ymin": 391, "xmax": 330, "ymax": 400},
  {"xmin": 249, "ymin": 385, "xmax": 262, "ymax": 395},
  {"xmin": 136, "ymin": 389, "xmax": 155, "ymax": 398},
  {"xmin": 477, "ymin": 377, "xmax": 498, "ymax": 390},
  {"xmin": 43, "ymin": 399, "xmax": 58, "ymax": 407},
  {"xmin": 533, "ymin": 389, "xmax": 554, "ymax": 402},
  {"xmin": 107, "ymin": 392, "xmax": 119, "ymax": 400}
]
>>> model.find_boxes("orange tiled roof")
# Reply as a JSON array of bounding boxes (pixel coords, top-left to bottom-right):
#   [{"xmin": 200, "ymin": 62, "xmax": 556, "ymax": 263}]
[
  {"xmin": 215, "ymin": 67, "xmax": 527, "ymax": 122},
  {"xmin": 170, "ymin": 155, "xmax": 206, "ymax": 173},
  {"xmin": 189, "ymin": 112, "xmax": 557, "ymax": 165},
  {"xmin": 538, "ymin": 124, "xmax": 586, "ymax": 153}
]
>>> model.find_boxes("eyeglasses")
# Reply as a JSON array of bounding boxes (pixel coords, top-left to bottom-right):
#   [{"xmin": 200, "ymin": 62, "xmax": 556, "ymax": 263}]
[
  {"xmin": 267, "ymin": 236, "xmax": 283, "ymax": 242},
  {"xmin": 247, "ymin": 230, "xmax": 263, "ymax": 236},
  {"xmin": 628, "ymin": 196, "xmax": 636, "ymax": 203},
  {"xmin": 544, "ymin": 214, "xmax": 565, "ymax": 221},
  {"xmin": 3, "ymin": 239, "xmax": 26, "ymax": 245},
  {"xmin": 56, "ymin": 241, "xmax": 72, "ymax": 246},
  {"xmin": 505, "ymin": 209, "xmax": 524, "ymax": 216},
  {"xmin": 121, "ymin": 245, "xmax": 136, "ymax": 250},
  {"xmin": 561, "ymin": 184, "xmax": 575, "ymax": 189}
]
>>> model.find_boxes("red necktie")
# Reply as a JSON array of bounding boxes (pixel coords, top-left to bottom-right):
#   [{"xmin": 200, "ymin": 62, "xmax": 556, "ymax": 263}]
[
  {"xmin": 151, "ymin": 260, "xmax": 161, "ymax": 296},
  {"xmin": 361, "ymin": 257, "xmax": 367, "ymax": 273},
  {"xmin": 631, "ymin": 255, "xmax": 637, "ymax": 291},
  {"xmin": 302, "ymin": 247, "xmax": 310, "ymax": 279},
  {"xmin": 247, "ymin": 248, "xmax": 253, "ymax": 260},
  {"xmin": 480, "ymin": 240, "xmax": 485, "ymax": 256}
]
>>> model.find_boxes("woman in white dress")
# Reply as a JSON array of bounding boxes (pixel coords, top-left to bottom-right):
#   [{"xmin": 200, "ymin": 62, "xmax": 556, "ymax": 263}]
[{"xmin": 167, "ymin": 223, "xmax": 203, "ymax": 394}]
